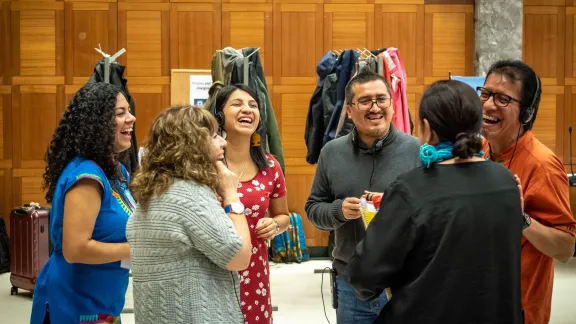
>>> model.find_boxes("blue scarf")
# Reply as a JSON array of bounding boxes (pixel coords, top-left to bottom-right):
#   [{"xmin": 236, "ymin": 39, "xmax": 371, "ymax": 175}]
[{"xmin": 420, "ymin": 142, "xmax": 484, "ymax": 168}]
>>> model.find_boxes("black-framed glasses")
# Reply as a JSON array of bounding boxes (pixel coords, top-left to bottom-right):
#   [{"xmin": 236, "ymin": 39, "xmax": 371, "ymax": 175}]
[
  {"xmin": 476, "ymin": 87, "xmax": 522, "ymax": 108},
  {"xmin": 351, "ymin": 96, "xmax": 392, "ymax": 111}
]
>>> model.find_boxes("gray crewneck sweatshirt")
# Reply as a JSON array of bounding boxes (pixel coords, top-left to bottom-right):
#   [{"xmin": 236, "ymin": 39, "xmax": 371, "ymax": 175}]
[{"xmin": 305, "ymin": 124, "xmax": 420, "ymax": 277}]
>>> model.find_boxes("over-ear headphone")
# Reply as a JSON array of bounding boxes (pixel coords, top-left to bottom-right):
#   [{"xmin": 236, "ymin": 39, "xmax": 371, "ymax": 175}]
[{"xmin": 519, "ymin": 73, "xmax": 541, "ymax": 125}]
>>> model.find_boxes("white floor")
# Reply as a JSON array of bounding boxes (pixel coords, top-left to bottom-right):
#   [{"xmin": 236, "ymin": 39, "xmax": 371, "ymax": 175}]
[{"xmin": 0, "ymin": 259, "xmax": 574, "ymax": 323}]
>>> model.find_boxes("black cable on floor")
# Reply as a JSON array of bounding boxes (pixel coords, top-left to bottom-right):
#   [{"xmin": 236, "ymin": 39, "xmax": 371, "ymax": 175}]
[{"xmin": 321, "ymin": 267, "xmax": 333, "ymax": 324}]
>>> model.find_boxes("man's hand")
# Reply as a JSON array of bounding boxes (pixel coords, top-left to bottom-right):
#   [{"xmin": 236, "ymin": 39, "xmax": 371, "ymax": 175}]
[
  {"xmin": 342, "ymin": 197, "xmax": 362, "ymax": 220},
  {"xmin": 514, "ymin": 174, "xmax": 524, "ymax": 213}
]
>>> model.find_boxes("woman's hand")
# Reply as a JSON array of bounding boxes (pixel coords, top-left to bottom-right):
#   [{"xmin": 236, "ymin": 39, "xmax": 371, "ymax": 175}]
[
  {"xmin": 255, "ymin": 218, "xmax": 278, "ymax": 240},
  {"xmin": 514, "ymin": 174, "xmax": 524, "ymax": 213},
  {"xmin": 215, "ymin": 160, "xmax": 239, "ymax": 202}
]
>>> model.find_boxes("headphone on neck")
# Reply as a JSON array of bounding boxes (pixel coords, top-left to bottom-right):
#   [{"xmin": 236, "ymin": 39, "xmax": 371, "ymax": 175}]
[{"xmin": 519, "ymin": 73, "xmax": 541, "ymax": 126}]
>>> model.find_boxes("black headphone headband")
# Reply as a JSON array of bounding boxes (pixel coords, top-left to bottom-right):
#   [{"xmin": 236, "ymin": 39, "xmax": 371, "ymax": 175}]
[{"xmin": 519, "ymin": 73, "xmax": 540, "ymax": 125}]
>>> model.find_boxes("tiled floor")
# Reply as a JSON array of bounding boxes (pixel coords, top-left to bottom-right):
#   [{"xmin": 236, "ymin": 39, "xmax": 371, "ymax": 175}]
[{"xmin": 0, "ymin": 259, "xmax": 574, "ymax": 323}]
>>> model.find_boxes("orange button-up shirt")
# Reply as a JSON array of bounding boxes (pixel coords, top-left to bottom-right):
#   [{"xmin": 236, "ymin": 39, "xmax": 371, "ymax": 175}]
[{"xmin": 483, "ymin": 131, "xmax": 576, "ymax": 324}]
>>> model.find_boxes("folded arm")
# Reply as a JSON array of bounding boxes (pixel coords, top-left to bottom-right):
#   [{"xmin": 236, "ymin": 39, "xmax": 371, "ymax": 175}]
[
  {"xmin": 523, "ymin": 170, "xmax": 576, "ymax": 263},
  {"xmin": 523, "ymin": 220, "xmax": 575, "ymax": 263}
]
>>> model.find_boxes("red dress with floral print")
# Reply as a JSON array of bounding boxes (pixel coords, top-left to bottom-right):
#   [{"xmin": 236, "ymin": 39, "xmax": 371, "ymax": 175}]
[{"xmin": 237, "ymin": 155, "xmax": 287, "ymax": 324}]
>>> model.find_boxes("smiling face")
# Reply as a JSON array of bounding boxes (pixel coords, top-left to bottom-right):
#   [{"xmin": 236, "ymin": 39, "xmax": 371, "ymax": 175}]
[
  {"xmin": 210, "ymin": 132, "xmax": 227, "ymax": 162},
  {"xmin": 113, "ymin": 93, "xmax": 136, "ymax": 153},
  {"xmin": 481, "ymin": 73, "xmax": 523, "ymax": 149},
  {"xmin": 346, "ymin": 80, "xmax": 393, "ymax": 141},
  {"xmin": 222, "ymin": 89, "xmax": 260, "ymax": 137}
]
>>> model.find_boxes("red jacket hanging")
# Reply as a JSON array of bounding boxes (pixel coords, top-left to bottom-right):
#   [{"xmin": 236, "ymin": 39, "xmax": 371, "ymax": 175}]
[{"xmin": 379, "ymin": 48, "xmax": 411, "ymax": 135}]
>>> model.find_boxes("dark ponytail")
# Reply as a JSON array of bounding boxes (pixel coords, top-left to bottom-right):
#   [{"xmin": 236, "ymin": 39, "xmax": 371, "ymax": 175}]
[{"xmin": 453, "ymin": 133, "xmax": 483, "ymax": 159}]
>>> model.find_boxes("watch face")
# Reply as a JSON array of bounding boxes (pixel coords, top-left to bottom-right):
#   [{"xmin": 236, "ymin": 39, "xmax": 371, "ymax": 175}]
[{"xmin": 231, "ymin": 202, "xmax": 245, "ymax": 214}]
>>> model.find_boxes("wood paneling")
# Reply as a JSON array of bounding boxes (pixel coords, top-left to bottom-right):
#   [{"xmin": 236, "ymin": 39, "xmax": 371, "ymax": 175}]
[
  {"xmin": 0, "ymin": 168, "xmax": 12, "ymax": 233},
  {"xmin": 64, "ymin": 2, "xmax": 118, "ymax": 85},
  {"xmin": 11, "ymin": 2, "xmax": 65, "ymax": 85},
  {"xmin": 130, "ymin": 85, "xmax": 170, "ymax": 145},
  {"xmin": 0, "ymin": 86, "xmax": 12, "ymax": 169},
  {"xmin": 1, "ymin": 0, "xmax": 569, "ymax": 247},
  {"xmin": 222, "ymin": 3, "xmax": 272, "ymax": 74},
  {"xmin": 170, "ymin": 3, "xmax": 221, "ymax": 70},
  {"xmin": 1, "ymin": 0, "xmax": 11, "ymax": 85}
]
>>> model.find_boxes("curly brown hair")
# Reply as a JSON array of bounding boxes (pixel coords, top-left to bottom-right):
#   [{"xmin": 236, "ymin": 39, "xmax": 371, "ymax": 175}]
[{"xmin": 130, "ymin": 105, "xmax": 219, "ymax": 207}]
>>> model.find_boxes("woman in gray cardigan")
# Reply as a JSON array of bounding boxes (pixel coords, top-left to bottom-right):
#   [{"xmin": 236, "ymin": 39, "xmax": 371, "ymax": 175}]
[{"xmin": 126, "ymin": 105, "xmax": 252, "ymax": 323}]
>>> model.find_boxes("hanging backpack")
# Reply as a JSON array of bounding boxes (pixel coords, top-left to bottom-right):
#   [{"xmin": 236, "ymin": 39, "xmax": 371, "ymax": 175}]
[
  {"xmin": 0, "ymin": 215, "xmax": 10, "ymax": 274},
  {"xmin": 269, "ymin": 213, "xmax": 309, "ymax": 263},
  {"xmin": 290, "ymin": 213, "xmax": 309, "ymax": 262}
]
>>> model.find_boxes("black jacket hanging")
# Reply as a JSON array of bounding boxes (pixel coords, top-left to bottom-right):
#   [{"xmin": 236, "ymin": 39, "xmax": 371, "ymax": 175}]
[{"xmin": 86, "ymin": 60, "xmax": 139, "ymax": 174}]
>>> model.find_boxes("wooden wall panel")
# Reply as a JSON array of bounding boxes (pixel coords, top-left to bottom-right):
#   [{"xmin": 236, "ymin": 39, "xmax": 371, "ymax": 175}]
[
  {"xmin": 1, "ymin": 0, "xmax": 11, "ymax": 85},
  {"xmin": 524, "ymin": 6, "xmax": 566, "ymax": 163},
  {"xmin": 222, "ymin": 3, "xmax": 272, "ymax": 81},
  {"xmin": 12, "ymin": 169, "xmax": 46, "ymax": 208},
  {"xmin": 170, "ymin": 3, "xmax": 221, "ymax": 70},
  {"xmin": 274, "ymin": 3, "xmax": 323, "ymax": 85},
  {"xmin": 0, "ymin": 168, "xmax": 12, "ymax": 233},
  {"xmin": 11, "ymin": 85, "xmax": 63, "ymax": 208},
  {"xmin": 11, "ymin": 2, "xmax": 65, "ymax": 85},
  {"xmin": 118, "ymin": 2, "xmax": 170, "ymax": 81},
  {"xmin": 0, "ymin": 86, "xmax": 12, "ymax": 169},
  {"xmin": 424, "ymin": 5, "xmax": 473, "ymax": 84},
  {"xmin": 279, "ymin": 89, "xmax": 313, "ymax": 159},
  {"xmin": 324, "ymin": 4, "xmax": 374, "ymax": 53},
  {"xmin": 534, "ymin": 91, "xmax": 559, "ymax": 153},
  {"xmin": 563, "ymin": 7, "xmax": 576, "ymax": 166},
  {"xmin": 65, "ymin": 2, "xmax": 118, "ymax": 85},
  {"xmin": 12, "ymin": 85, "xmax": 64, "ymax": 170},
  {"xmin": 376, "ymin": 5, "xmax": 424, "ymax": 85},
  {"xmin": 130, "ymin": 85, "xmax": 170, "ymax": 146}
]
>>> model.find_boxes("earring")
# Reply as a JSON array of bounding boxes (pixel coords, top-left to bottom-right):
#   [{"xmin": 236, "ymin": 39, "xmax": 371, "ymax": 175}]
[{"xmin": 251, "ymin": 132, "xmax": 261, "ymax": 147}]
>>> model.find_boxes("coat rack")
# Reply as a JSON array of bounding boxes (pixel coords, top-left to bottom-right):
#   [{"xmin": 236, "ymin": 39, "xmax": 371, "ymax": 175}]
[
  {"xmin": 94, "ymin": 44, "xmax": 127, "ymax": 83},
  {"xmin": 243, "ymin": 47, "xmax": 260, "ymax": 86}
]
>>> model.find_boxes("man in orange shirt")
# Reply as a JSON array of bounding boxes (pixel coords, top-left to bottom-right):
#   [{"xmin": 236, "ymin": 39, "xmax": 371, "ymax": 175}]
[{"xmin": 480, "ymin": 60, "xmax": 576, "ymax": 324}]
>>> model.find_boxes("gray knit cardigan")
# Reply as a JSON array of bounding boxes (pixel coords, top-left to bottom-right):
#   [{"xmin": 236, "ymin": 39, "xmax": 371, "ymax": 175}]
[{"xmin": 126, "ymin": 180, "xmax": 244, "ymax": 324}]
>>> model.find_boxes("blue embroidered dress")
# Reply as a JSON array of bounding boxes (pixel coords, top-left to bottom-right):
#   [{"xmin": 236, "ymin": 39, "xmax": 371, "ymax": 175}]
[{"xmin": 30, "ymin": 158, "xmax": 135, "ymax": 324}]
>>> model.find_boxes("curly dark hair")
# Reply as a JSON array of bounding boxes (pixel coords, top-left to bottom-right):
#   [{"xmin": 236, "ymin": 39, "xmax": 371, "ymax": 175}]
[
  {"xmin": 43, "ymin": 82, "xmax": 128, "ymax": 203},
  {"xmin": 130, "ymin": 105, "xmax": 219, "ymax": 207}
]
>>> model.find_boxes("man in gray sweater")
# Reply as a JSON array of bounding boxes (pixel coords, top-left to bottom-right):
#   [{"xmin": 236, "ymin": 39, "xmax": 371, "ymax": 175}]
[{"xmin": 305, "ymin": 71, "xmax": 420, "ymax": 323}]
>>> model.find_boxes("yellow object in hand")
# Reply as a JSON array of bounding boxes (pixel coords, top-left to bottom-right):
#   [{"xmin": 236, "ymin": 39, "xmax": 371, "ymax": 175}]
[{"xmin": 360, "ymin": 198, "xmax": 377, "ymax": 228}]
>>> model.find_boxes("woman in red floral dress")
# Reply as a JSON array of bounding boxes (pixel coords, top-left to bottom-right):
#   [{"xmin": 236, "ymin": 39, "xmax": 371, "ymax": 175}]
[{"xmin": 211, "ymin": 84, "xmax": 290, "ymax": 324}]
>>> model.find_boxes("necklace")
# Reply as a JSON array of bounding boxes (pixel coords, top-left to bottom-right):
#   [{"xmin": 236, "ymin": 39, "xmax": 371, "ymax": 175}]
[
  {"xmin": 238, "ymin": 161, "xmax": 248, "ymax": 179},
  {"xmin": 226, "ymin": 159, "xmax": 248, "ymax": 185}
]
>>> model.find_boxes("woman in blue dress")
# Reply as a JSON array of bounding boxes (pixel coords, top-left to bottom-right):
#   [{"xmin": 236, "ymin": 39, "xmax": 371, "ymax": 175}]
[{"xmin": 30, "ymin": 82, "xmax": 137, "ymax": 323}]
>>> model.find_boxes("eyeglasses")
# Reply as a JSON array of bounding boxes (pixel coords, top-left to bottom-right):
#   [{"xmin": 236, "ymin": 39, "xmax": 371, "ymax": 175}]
[
  {"xmin": 476, "ymin": 87, "xmax": 522, "ymax": 108},
  {"xmin": 351, "ymin": 96, "xmax": 392, "ymax": 111}
]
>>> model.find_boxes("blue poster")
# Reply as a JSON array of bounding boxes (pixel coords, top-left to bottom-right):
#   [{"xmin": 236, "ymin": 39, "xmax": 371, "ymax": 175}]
[{"xmin": 449, "ymin": 76, "xmax": 486, "ymax": 92}]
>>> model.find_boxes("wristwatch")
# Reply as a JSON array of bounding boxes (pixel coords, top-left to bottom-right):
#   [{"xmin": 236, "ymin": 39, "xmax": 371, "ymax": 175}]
[
  {"xmin": 224, "ymin": 202, "xmax": 245, "ymax": 215},
  {"xmin": 522, "ymin": 212, "xmax": 531, "ymax": 230}
]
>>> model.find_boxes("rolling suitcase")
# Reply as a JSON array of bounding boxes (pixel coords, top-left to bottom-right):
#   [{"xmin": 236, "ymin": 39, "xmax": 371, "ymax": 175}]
[{"xmin": 9, "ymin": 202, "xmax": 50, "ymax": 295}]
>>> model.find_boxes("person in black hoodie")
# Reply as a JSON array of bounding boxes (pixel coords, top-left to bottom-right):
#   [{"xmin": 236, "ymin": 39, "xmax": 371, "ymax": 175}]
[{"xmin": 348, "ymin": 79, "xmax": 524, "ymax": 324}]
